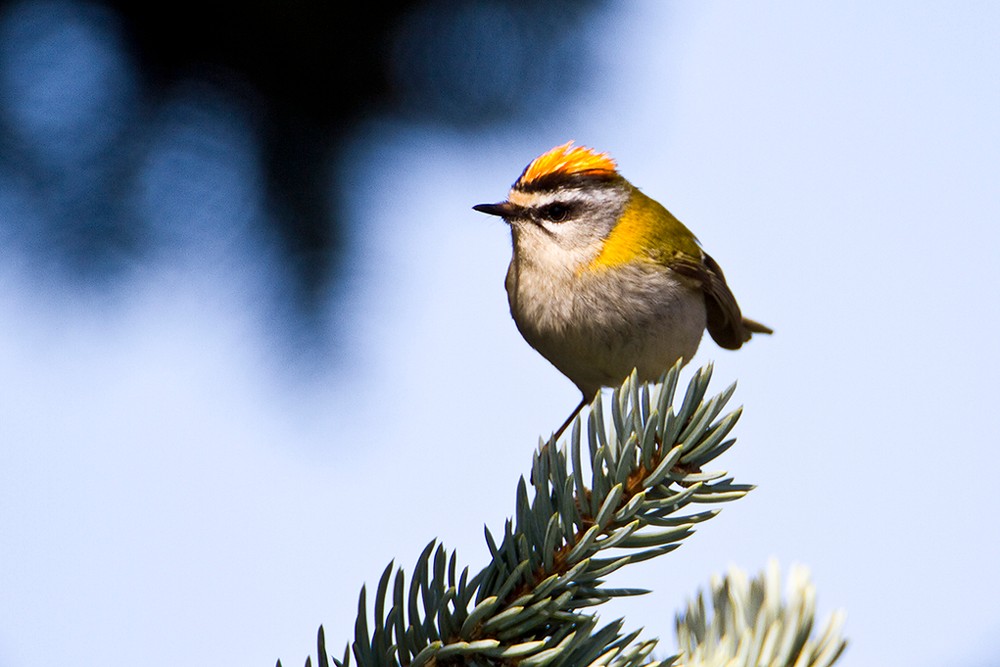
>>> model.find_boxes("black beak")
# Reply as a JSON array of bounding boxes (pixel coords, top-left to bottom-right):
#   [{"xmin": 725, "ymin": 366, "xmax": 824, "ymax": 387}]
[{"xmin": 473, "ymin": 201, "xmax": 518, "ymax": 218}]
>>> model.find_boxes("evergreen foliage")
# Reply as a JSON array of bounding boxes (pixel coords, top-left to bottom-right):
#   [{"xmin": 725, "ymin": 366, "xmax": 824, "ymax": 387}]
[
  {"xmin": 675, "ymin": 560, "xmax": 846, "ymax": 667},
  {"xmin": 280, "ymin": 363, "xmax": 846, "ymax": 667}
]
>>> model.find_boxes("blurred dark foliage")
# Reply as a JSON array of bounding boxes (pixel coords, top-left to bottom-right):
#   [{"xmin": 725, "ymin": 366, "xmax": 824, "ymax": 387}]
[
  {"xmin": 0, "ymin": 0, "xmax": 602, "ymax": 342},
  {"xmin": 107, "ymin": 0, "xmax": 420, "ymax": 311}
]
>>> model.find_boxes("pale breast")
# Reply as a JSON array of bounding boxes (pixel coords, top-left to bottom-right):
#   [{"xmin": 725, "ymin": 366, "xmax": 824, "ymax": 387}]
[{"xmin": 507, "ymin": 257, "xmax": 707, "ymax": 396}]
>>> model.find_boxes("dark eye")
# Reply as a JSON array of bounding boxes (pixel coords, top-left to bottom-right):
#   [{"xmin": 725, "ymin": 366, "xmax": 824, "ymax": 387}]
[{"xmin": 539, "ymin": 202, "xmax": 572, "ymax": 223}]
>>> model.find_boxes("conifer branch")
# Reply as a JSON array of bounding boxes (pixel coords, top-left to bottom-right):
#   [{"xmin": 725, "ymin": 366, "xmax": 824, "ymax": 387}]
[
  {"xmin": 279, "ymin": 363, "xmax": 847, "ymax": 667},
  {"xmin": 674, "ymin": 561, "xmax": 847, "ymax": 667}
]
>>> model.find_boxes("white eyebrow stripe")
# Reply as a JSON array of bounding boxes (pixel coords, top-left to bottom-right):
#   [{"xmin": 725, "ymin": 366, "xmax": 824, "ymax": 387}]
[{"xmin": 508, "ymin": 190, "xmax": 592, "ymax": 209}]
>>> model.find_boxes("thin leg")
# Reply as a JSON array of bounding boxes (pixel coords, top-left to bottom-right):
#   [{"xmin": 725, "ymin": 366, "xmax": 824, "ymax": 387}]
[
  {"xmin": 552, "ymin": 396, "xmax": 589, "ymax": 442},
  {"xmin": 532, "ymin": 396, "xmax": 589, "ymax": 485}
]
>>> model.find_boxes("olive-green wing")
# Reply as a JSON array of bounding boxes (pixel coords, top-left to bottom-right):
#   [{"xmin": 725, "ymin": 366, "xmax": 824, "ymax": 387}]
[{"xmin": 673, "ymin": 252, "xmax": 772, "ymax": 350}]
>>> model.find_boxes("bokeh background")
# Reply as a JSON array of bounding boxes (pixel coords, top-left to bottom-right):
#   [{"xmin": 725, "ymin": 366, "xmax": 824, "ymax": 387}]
[{"xmin": 1, "ymin": 2, "xmax": 998, "ymax": 665}]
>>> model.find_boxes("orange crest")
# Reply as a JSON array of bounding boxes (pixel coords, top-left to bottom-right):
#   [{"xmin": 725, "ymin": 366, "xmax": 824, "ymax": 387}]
[{"xmin": 515, "ymin": 142, "xmax": 618, "ymax": 190}]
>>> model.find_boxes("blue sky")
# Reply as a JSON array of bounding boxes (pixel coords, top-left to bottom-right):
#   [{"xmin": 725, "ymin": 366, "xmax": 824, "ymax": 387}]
[{"xmin": 2, "ymin": 3, "xmax": 999, "ymax": 666}]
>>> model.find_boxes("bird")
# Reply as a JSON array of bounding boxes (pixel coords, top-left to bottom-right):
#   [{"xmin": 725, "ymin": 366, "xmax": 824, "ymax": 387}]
[{"xmin": 473, "ymin": 141, "xmax": 771, "ymax": 440}]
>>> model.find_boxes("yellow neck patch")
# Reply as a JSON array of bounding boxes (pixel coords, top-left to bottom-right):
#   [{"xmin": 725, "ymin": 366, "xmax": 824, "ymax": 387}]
[
  {"xmin": 588, "ymin": 187, "xmax": 701, "ymax": 270},
  {"xmin": 516, "ymin": 142, "xmax": 618, "ymax": 190}
]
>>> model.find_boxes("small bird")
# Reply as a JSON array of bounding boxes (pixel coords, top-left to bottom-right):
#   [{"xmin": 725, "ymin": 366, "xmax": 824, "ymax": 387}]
[{"xmin": 474, "ymin": 142, "xmax": 771, "ymax": 438}]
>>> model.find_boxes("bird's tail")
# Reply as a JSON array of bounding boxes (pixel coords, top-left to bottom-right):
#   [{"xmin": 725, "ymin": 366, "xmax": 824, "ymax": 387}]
[{"xmin": 742, "ymin": 317, "xmax": 774, "ymax": 336}]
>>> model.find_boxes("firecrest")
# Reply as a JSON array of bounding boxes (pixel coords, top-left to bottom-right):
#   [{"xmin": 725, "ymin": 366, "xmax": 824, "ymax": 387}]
[{"xmin": 474, "ymin": 141, "xmax": 772, "ymax": 437}]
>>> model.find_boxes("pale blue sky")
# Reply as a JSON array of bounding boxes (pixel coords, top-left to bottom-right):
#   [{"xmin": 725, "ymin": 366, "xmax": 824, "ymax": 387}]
[{"xmin": 2, "ymin": 3, "xmax": 999, "ymax": 666}]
